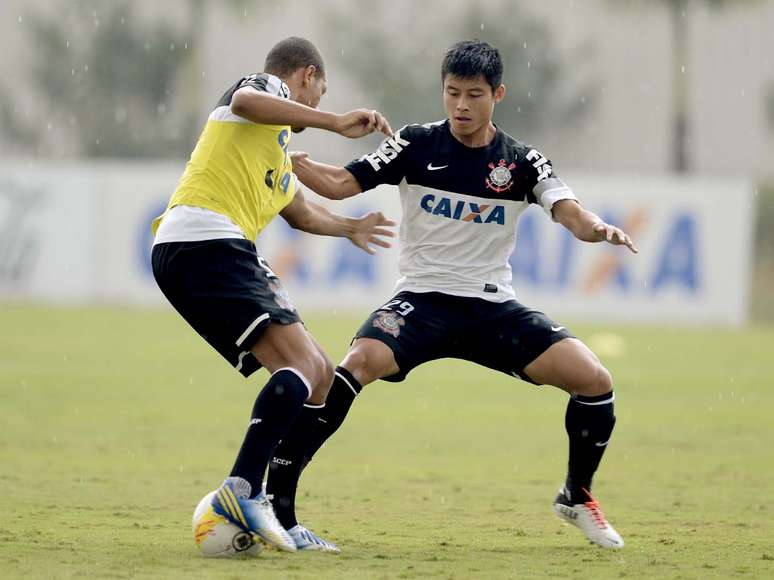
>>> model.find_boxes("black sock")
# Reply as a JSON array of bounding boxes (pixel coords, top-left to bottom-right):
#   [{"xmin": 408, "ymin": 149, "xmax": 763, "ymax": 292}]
[
  {"xmin": 267, "ymin": 366, "xmax": 362, "ymax": 529},
  {"xmin": 229, "ymin": 368, "xmax": 310, "ymax": 498},
  {"xmin": 564, "ymin": 391, "xmax": 616, "ymax": 503}
]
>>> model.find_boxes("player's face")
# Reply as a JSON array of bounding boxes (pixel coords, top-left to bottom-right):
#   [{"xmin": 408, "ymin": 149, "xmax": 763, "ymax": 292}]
[
  {"xmin": 291, "ymin": 72, "xmax": 327, "ymax": 133},
  {"xmin": 304, "ymin": 75, "xmax": 327, "ymax": 110},
  {"xmin": 443, "ymin": 74, "xmax": 504, "ymax": 137}
]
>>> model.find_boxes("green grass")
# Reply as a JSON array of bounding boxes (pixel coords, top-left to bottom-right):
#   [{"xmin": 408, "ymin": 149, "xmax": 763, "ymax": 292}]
[{"xmin": 1, "ymin": 304, "xmax": 773, "ymax": 579}]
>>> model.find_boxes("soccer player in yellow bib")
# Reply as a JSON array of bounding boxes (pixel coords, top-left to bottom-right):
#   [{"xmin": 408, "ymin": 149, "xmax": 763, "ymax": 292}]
[{"xmin": 151, "ymin": 37, "xmax": 394, "ymax": 553}]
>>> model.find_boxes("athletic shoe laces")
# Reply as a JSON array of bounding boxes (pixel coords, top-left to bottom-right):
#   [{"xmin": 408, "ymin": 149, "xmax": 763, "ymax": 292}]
[{"xmin": 582, "ymin": 488, "xmax": 609, "ymax": 530}]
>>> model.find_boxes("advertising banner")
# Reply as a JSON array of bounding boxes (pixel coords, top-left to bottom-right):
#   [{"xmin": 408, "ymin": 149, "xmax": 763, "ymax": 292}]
[{"xmin": 0, "ymin": 163, "xmax": 753, "ymax": 326}]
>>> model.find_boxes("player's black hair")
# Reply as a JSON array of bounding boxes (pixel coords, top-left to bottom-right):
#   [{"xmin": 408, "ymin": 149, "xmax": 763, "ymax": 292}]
[
  {"xmin": 264, "ymin": 37, "xmax": 325, "ymax": 79},
  {"xmin": 441, "ymin": 40, "xmax": 503, "ymax": 93}
]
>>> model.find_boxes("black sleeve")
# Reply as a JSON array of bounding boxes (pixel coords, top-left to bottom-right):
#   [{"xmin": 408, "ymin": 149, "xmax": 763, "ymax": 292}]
[
  {"xmin": 521, "ymin": 145, "xmax": 557, "ymax": 204},
  {"xmin": 344, "ymin": 125, "xmax": 417, "ymax": 192},
  {"xmin": 518, "ymin": 144, "xmax": 578, "ymax": 216}
]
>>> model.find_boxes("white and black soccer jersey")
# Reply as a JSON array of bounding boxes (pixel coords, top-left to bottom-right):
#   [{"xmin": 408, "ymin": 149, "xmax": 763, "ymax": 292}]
[{"xmin": 345, "ymin": 120, "xmax": 578, "ymax": 302}]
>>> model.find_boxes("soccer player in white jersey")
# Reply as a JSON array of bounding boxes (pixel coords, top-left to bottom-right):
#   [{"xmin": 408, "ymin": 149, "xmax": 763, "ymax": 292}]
[
  {"xmin": 152, "ymin": 37, "xmax": 395, "ymax": 553},
  {"xmin": 267, "ymin": 40, "xmax": 637, "ymax": 550}
]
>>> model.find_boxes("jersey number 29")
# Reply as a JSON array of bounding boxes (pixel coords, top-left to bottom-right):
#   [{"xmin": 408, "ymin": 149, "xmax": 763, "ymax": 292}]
[{"xmin": 381, "ymin": 299, "xmax": 414, "ymax": 316}]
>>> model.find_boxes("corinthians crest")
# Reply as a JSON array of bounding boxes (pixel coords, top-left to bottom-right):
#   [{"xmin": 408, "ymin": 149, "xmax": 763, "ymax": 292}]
[
  {"xmin": 485, "ymin": 158, "xmax": 517, "ymax": 193},
  {"xmin": 372, "ymin": 311, "xmax": 405, "ymax": 337}
]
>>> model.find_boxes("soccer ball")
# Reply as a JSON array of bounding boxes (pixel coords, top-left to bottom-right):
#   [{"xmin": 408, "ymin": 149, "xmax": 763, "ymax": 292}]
[{"xmin": 192, "ymin": 490, "xmax": 262, "ymax": 558}]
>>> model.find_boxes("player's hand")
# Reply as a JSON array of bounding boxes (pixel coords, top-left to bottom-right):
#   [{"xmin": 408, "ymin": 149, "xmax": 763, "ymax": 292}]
[
  {"xmin": 290, "ymin": 150, "xmax": 309, "ymax": 165},
  {"xmin": 334, "ymin": 109, "xmax": 393, "ymax": 138},
  {"xmin": 347, "ymin": 212, "xmax": 397, "ymax": 254},
  {"xmin": 593, "ymin": 222, "xmax": 639, "ymax": 254}
]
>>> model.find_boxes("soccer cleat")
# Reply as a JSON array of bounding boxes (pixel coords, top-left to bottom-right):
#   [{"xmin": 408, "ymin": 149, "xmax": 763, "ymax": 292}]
[
  {"xmin": 288, "ymin": 524, "xmax": 341, "ymax": 553},
  {"xmin": 212, "ymin": 479, "xmax": 296, "ymax": 552},
  {"xmin": 552, "ymin": 486, "xmax": 624, "ymax": 549}
]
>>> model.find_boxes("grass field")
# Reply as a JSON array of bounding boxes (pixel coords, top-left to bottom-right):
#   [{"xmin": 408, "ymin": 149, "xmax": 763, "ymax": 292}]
[{"xmin": 1, "ymin": 304, "xmax": 773, "ymax": 579}]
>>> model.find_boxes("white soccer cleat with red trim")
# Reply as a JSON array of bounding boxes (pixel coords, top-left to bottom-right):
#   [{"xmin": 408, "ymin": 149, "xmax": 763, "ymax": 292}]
[{"xmin": 553, "ymin": 486, "xmax": 624, "ymax": 549}]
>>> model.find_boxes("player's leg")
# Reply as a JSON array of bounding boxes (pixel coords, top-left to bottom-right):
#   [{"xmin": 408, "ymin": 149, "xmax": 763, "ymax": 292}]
[
  {"xmin": 217, "ymin": 321, "xmax": 334, "ymax": 551},
  {"xmin": 265, "ymin": 338, "xmax": 398, "ymax": 545},
  {"xmin": 229, "ymin": 321, "xmax": 333, "ymax": 498},
  {"xmin": 311, "ymin": 335, "xmax": 401, "ymax": 456},
  {"xmin": 524, "ymin": 338, "xmax": 616, "ymax": 501},
  {"xmin": 267, "ymin": 293, "xmax": 441, "ymax": 548},
  {"xmin": 524, "ymin": 335, "xmax": 621, "ymax": 548},
  {"xmin": 460, "ymin": 301, "xmax": 622, "ymax": 548},
  {"xmin": 152, "ymin": 240, "xmax": 325, "ymax": 551},
  {"xmin": 324, "ymin": 297, "xmax": 442, "ymax": 458},
  {"xmin": 266, "ymin": 337, "xmax": 396, "ymax": 551}
]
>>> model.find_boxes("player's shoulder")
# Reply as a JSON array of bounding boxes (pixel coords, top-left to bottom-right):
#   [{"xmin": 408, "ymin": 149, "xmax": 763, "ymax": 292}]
[
  {"xmin": 216, "ymin": 72, "xmax": 289, "ymax": 108},
  {"xmin": 235, "ymin": 72, "xmax": 290, "ymax": 98},
  {"xmin": 496, "ymin": 127, "xmax": 545, "ymax": 159},
  {"xmin": 394, "ymin": 119, "xmax": 448, "ymax": 144},
  {"xmin": 496, "ymin": 128, "xmax": 557, "ymax": 184}
]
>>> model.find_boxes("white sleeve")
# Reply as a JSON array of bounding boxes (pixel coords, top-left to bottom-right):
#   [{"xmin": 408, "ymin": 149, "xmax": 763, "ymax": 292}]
[{"xmin": 533, "ymin": 177, "xmax": 578, "ymax": 221}]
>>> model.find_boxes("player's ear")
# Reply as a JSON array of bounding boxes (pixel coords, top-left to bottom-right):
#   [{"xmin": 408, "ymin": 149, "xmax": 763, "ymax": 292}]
[
  {"xmin": 494, "ymin": 84, "xmax": 506, "ymax": 104},
  {"xmin": 303, "ymin": 65, "xmax": 317, "ymax": 87}
]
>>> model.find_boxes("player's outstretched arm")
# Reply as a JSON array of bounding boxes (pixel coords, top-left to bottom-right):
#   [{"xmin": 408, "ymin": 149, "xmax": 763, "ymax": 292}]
[
  {"xmin": 280, "ymin": 188, "xmax": 396, "ymax": 254},
  {"xmin": 231, "ymin": 89, "xmax": 392, "ymax": 138},
  {"xmin": 553, "ymin": 199, "xmax": 639, "ymax": 254},
  {"xmin": 290, "ymin": 151, "xmax": 362, "ymax": 200}
]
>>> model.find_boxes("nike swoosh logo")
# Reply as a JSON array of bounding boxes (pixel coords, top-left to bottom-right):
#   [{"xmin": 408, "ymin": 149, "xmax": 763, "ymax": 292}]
[
  {"xmin": 427, "ymin": 163, "xmax": 448, "ymax": 171},
  {"xmin": 595, "ymin": 439, "xmax": 610, "ymax": 447},
  {"xmin": 551, "ymin": 326, "xmax": 565, "ymax": 332}
]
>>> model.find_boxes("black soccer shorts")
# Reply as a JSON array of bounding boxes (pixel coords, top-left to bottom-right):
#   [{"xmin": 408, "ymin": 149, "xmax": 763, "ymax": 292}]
[
  {"xmin": 151, "ymin": 238, "xmax": 301, "ymax": 378},
  {"xmin": 353, "ymin": 290, "xmax": 574, "ymax": 383}
]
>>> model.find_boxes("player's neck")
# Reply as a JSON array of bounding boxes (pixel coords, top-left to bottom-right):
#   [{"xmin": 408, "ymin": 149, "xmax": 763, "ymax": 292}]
[{"xmin": 449, "ymin": 121, "xmax": 497, "ymax": 148}]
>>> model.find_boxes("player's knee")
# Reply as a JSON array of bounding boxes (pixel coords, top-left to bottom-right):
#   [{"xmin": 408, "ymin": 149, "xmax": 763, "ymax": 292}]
[
  {"xmin": 341, "ymin": 342, "xmax": 393, "ymax": 385},
  {"xmin": 304, "ymin": 350, "xmax": 333, "ymax": 393},
  {"xmin": 291, "ymin": 351, "xmax": 331, "ymax": 405},
  {"xmin": 572, "ymin": 361, "xmax": 613, "ymax": 396},
  {"xmin": 317, "ymin": 353, "xmax": 335, "ymax": 394},
  {"xmin": 598, "ymin": 365, "xmax": 613, "ymax": 393},
  {"xmin": 341, "ymin": 347, "xmax": 369, "ymax": 376},
  {"xmin": 275, "ymin": 344, "xmax": 327, "ymax": 396}
]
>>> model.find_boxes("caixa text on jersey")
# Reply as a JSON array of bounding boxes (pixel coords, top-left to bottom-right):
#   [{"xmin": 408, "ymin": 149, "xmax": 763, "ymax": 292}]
[{"xmin": 420, "ymin": 194, "xmax": 506, "ymax": 225}]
